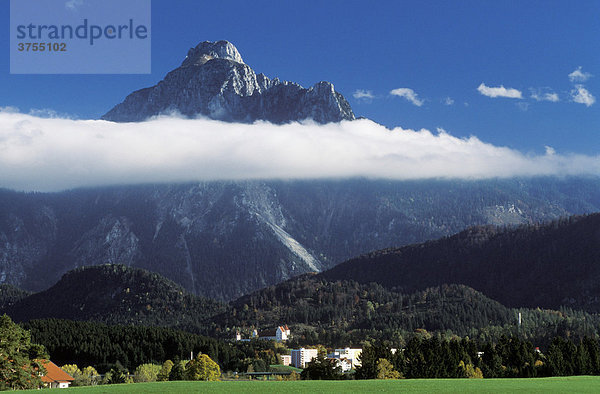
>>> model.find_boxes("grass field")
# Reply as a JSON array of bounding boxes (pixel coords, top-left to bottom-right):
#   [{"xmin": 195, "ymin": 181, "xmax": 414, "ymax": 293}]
[{"xmin": 27, "ymin": 376, "xmax": 600, "ymax": 393}]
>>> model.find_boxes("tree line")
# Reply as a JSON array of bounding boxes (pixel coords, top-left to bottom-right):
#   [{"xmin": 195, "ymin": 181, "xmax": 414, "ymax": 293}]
[
  {"xmin": 356, "ymin": 335, "xmax": 600, "ymax": 379},
  {"xmin": 7, "ymin": 313, "xmax": 600, "ymax": 388},
  {"xmin": 299, "ymin": 334, "xmax": 600, "ymax": 380},
  {"xmin": 23, "ymin": 318, "xmax": 287, "ymax": 374}
]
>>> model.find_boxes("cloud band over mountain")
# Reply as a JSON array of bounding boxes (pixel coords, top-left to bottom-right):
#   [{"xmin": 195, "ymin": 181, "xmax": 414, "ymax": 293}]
[{"xmin": 0, "ymin": 111, "xmax": 598, "ymax": 192}]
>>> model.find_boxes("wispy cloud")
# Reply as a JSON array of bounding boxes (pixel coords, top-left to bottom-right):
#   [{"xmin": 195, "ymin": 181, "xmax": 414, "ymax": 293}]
[
  {"xmin": 530, "ymin": 89, "xmax": 559, "ymax": 102},
  {"xmin": 353, "ymin": 90, "xmax": 375, "ymax": 100},
  {"xmin": 568, "ymin": 66, "xmax": 592, "ymax": 83},
  {"xmin": 571, "ymin": 85, "xmax": 595, "ymax": 107},
  {"xmin": 516, "ymin": 102, "xmax": 529, "ymax": 111},
  {"xmin": 65, "ymin": 0, "xmax": 84, "ymax": 10},
  {"xmin": 390, "ymin": 88, "xmax": 424, "ymax": 106},
  {"xmin": 443, "ymin": 97, "xmax": 454, "ymax": 106},
  {"xmin": 477, "ymin": 83, "xmax": 522, "ymax": 99},
  {"xmin": 0, "ymin": 111, "xmax": 598, "ymax": 192},
  {"xmin": 27, "ymin": 108, "xmax": 78, "ymax": 119},
  {"xmin": 0, "ymin": 106, "xmax": 20, "ymax": 113}
]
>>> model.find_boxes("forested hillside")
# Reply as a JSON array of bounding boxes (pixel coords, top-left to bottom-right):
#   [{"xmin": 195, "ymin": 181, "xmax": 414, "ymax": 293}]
[
  {"xmin": 6, "ymin": 254, "xmax": 600, "ymax": 350},
  {"xmin": 322, "ymin": 214, "xmax": 600, "ymax": 312},
  {"xmin": 214, "ymin": 274, "xmax": 600, "ymax": 348},
  {"xmin": 2, "ymin": 264, "xmax": 225, "ymax": 329},
  {"xmin": 220, "ymin": 276, "xmax": 511, "ymax": 335}
]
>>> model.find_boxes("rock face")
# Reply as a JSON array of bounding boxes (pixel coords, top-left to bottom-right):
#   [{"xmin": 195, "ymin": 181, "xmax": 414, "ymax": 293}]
[
  {"xmin": 102, "ymin": 40, "xmax": 355, "ymax": 124},
  {"xmin": 1, "ymin": 177, "xmax": 600, "ymax": 301}
]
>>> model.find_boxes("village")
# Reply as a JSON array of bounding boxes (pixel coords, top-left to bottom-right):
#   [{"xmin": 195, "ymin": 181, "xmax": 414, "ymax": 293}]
[
  {"xmin": 32, "ymin": 323, "xmax": 363, "ymax": 389},
  {"xmin": 235, "ymin": 325, "xmax": 364, "ymax": 372}
]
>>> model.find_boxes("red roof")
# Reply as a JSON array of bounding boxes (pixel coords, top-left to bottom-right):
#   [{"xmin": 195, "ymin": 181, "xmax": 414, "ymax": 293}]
[{"xmin": 39, "ymin": 360, "xmax": 74, "ymax": 383}]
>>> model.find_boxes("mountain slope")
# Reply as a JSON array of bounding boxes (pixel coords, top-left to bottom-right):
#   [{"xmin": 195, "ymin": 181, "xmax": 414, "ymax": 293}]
[
  {"xmin": 2, "ymin": 264, "xmax": 226, "ymax": 328},
  {"xmin": 1, "ymin": 177, "xmax": 600, "ymax": 301},
  {"xmin": 102, "ymin": 40, "xmax": 354, "ymax": 123},
  {"xmin": 322, "ymin": 213, "xmax": 600, "ymax": 312}
]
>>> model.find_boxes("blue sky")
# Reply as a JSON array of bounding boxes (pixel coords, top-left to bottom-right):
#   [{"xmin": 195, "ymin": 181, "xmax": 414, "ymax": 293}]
[{"xmin": 1, "ymin": 0, "xmax": 599, "ymax": 155}]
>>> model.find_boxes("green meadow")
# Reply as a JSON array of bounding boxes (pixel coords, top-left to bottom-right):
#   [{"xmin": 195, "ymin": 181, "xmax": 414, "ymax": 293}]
[{"xmin": 29, "ymin": 376, "xmax": 600, "ymax": 393}]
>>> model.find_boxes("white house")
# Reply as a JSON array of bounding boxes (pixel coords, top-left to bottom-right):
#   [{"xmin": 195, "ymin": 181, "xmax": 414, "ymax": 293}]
[
  {"xmin": 291, "ymin": 348, "xmax": 318, "ymax": 368},
  {"xmin": 39, "ymin": 360, "xmax": 74, "ymax": 389},
  {"xmin": 256, "ymin": 325, "xmax": 290, "ymax": 341},
  {"xmin": 333, "ymin": 348, "xmax": 363, "ymax": 368},
  {"xmin": 273, "ymin": 325, "xmax": 290, "ymax": 341},
  {"xmin": 236, "ymin": 325, "xmax": 290, "ymax": 342},
  {"xmin": 332, "ymin": 357, "xmax": 353, "ymax": 372}
]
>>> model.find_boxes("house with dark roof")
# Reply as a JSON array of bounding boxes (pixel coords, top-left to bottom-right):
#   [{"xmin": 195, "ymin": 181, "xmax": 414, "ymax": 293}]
[
  {"xmin": 235, "ymin": 325, "xmax": 291, "ymax": 342},
  {"xmin": 254, "ymin": 325, "xmax": 290, "ymax": 341}
]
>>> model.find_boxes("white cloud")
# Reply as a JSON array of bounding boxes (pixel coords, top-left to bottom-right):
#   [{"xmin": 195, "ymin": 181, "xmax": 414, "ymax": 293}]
[
  {"xmin": 571, "ymin": 85, "xmax": 596, "ymax": 107},
  {"xmin": 568, "ymin": 66, "xmax": 592, "ymax": 82},
  {"xmin": 477, "ymin": 83, "xmax": 522, "ymax": 99},
  {"xmin": 545, "ymin": 146, "xmax": 556, "ymax": 156},
  {"xmin": 65, "ymin": 0, "xmax": 84, "ymax": 10},
  {"xmin": 516, "ymin": 102, "xmax": 529, "ymax": 111},
  {"xmin": 443, "ymin": 97, "xmax": 454, "ymax": 106},
  {"xmin": 0, "ymin": 111, "xmax": 598, "ymax": 192},
  {"xmin": 353, "ymin": 90, "xmax": 375, "ymax": 100},
  {"xmin": 530, "ymin": 89, "xmax": 559, "ymax": 102},
  {"xmin": 390, "ymin": 88, "xmax": 424, "ymax": 106}
]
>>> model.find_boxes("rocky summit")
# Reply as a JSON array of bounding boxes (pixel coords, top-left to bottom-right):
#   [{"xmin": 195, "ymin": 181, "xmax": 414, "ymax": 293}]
[{"xmin": 101, "ymin": 40, "xmax": 355, "ymax": 124}]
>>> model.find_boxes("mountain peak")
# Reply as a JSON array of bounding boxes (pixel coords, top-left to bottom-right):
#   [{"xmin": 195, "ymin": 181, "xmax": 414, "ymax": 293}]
[
  {"xmin": 181, "ymin": 40, "xmax": 244, "ymax": 67},
  {"xmin": 101, "ymin": 40, "xmax": 355, "ymax": 124}
]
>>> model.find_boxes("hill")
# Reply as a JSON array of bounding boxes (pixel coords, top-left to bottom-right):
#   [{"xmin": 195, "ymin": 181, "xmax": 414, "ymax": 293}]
[
  {"xmin": 322, "ymin": 213, "xmax": 600, "ymax": 312},
  {"xmin": 218, "ymin": 275, "xmax": 513, "ymax": 336},
  {"xmin": 214, "ymin": 271, "xmax": 600, "ymax": 347},
  {"xmin": 6, "ymin": 260, "xmax": 600, "ymax": 348},
  {"xmin": 2, "ymin": 264, "xmax": 226, "ymax": 329}
]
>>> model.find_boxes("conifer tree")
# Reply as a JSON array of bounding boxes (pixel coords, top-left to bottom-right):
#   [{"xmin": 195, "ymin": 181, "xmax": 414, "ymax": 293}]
[{"xmin": 0, "ymin": 314, "xmax": 47, "ymax": 390}]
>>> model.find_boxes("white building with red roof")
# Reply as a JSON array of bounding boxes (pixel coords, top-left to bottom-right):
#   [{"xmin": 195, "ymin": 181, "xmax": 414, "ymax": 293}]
[{"xmin": 39, "ymin": 360, "xmax": 74, "ymax": 389}]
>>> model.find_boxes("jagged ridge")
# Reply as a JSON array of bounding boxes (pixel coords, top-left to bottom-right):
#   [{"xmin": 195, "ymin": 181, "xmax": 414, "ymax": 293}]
[{"xmin": 102, "ymin": 40, "xmax": 355, "ymax": 124}]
